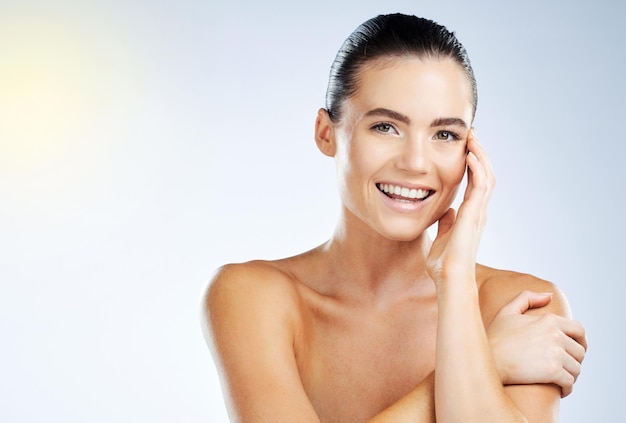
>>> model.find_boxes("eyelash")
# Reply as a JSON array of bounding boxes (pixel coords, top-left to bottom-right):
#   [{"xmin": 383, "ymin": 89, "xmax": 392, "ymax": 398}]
[
  {"xmin": 434, "ymin": 130, "xmax": 462, "ymax": 142},
  {"xmin": 370, "ymin": 124, "xmax": 462, "ymax": 142},
  {"xmin": 371, "ymin": 122, "xmax": 398, "ymax": 134},
  {"xmin": 370, "ymin": 122, "xmax": 398, "ymax": 135}
]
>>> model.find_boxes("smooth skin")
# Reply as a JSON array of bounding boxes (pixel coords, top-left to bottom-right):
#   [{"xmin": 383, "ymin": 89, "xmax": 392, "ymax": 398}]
[{"xmin": 202, "ymin": 57, "xmax": 586, "ymax": 422}]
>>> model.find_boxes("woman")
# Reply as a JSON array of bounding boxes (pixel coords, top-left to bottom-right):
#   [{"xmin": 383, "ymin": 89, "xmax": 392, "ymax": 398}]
[{"xmin": 202, "ymin": 14, "xmax": 587, "ymax": 422}]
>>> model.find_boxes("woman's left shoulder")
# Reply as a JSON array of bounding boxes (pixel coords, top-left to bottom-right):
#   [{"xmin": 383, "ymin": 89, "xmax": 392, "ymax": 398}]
[{"xmin": 476, "ymin": 264, "xmax": 572, "ymax": 324}]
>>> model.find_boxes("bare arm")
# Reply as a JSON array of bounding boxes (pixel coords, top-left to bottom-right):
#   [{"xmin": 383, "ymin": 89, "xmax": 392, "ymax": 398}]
[
  {"xmin": 425, "ymin": 130, "xmax": 574, "ymax": 422},
  {"xmin": 434, "ymin": 270, "xmax": 526, "ymax": 422},
  {"xmin": 366, "ymin": 372, "xmax": 435, "ymax": 423},
  {"xmin": 202, "ymin": 263, "xmax": 320, "ymax": 422}
]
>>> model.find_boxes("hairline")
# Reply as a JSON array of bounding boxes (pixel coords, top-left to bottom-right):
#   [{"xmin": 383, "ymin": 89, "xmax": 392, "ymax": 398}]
[{"xmin": 332, "ymin": 54, "xmax": 476, "ymax": 124}]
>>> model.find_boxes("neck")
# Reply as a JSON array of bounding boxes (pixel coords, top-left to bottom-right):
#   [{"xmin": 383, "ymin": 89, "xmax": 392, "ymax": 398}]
[{"xmin": 319, "ymin": 207, "xmax": 435, "ymax": 304}]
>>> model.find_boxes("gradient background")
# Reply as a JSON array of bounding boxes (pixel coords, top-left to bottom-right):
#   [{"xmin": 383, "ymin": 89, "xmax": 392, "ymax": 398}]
[{"xmin": 1, "ymin": 0, "xmax": 624, "ymax": 421}]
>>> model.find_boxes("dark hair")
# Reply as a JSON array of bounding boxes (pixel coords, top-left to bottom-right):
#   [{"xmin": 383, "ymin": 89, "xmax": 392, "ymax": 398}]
[{"xmin": 325, "ymin": 13, "xmax": 477, "ymax": 122}]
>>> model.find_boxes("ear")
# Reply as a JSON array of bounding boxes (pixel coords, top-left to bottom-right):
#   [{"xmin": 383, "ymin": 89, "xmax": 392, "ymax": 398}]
[{"xmin": 314, "ymin": 108, "xmax": 336, "ymax": 157}]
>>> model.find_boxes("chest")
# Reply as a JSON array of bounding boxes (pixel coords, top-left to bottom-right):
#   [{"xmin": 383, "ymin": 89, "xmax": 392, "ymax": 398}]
[{"xmin": 296, "ymin": 297, "xmax": 438, "ymax": 422}]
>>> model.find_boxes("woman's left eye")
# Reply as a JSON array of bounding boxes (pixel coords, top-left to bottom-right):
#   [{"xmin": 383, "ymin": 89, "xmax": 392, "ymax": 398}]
[{"xmin": 434, "ymin": 130, "xmax": 461, "ymax": 142}]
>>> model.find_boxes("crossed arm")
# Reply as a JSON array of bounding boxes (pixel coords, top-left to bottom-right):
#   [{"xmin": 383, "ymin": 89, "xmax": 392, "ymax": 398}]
[{"xmin": 202, "ymin": 263, "xmax": 585, "ymax": 423}]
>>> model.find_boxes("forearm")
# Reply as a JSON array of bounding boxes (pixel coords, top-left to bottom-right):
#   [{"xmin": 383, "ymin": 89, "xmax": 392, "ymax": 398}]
[
  {"xmin": 367, "ymin": 372, "xmax": 435, "ymax": 423},
  {"xmin": 435, "ymin": 279, "xmax": 526, "ymax": 422}
]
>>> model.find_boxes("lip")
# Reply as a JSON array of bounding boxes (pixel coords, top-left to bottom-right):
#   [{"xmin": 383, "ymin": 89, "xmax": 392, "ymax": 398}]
[{"xmin": 375, "ymin": 182, "xmax": 436, "ymax": 213}]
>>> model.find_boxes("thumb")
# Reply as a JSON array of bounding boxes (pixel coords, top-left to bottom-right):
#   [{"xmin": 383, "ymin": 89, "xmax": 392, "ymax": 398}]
[
  {"xmin": 436, "ymin": 208, "xmax": 456, "ymax": 238},
  {"xmin": 498, "ymin": 290, "xmax": 553, "ymax": 316}
]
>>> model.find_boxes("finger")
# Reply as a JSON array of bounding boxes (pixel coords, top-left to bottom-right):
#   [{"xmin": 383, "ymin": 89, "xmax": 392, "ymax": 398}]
[
  {"xmin": 498, "ymin": 290, "xmax": 553, "ymax": 315},
  {"xmin": 468, "ymin": 129, "xmax": 496, "ymax": 188},
  {"xmin": 463, "ymin": 161, "xmax": 473, "ymax": 203},
  {"xmin": 466, "ymin": 150, "xmax": 487, "ymax": 194},
  {"xmin": 457, "ymin": 152, "xmax": 488, "ymax": 227},
  {"xmin": 455, "ymin": 132, "xmax": 494, "ymax": 232},
  {"xmin": 560, "ymin": 319, "xmax": 587, "ymax": 352},
  {"xmin": 552, "ymin": 367, "xmax": 575, "ymax": 399},
  {"xmin": 539, "ymin": 314, "xmax": 587, "ymax": 354},
  {"xmin": 561, "ymin": 349, "xmax": 582, "ymax": 382},
  {"xmin": 559, "ymin": 351, "xmax": 581, "ymax": 398},
  {"xmin": 561, "ymin": 383, "xmax": 573, "ymax": 398},
  {"xmin": 563, "ymin": 332, "xmax": 587, "ymax": 364},
  {"xmin": 461, "ymin": 131, "xmax": 490, "ymax": 204},
  {"xmin": 462, "ymin": 150, "xmax": 492, "ymax": 217},
  {"xmin": 464, "ymin": 134, "xmax": 495, "ymax": 215}
]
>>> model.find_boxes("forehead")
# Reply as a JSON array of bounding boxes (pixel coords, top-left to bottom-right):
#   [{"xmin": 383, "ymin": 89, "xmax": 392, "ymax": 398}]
[{"xmin": 347, "ymin": 57, "xmax": 474, "ymax": 125}]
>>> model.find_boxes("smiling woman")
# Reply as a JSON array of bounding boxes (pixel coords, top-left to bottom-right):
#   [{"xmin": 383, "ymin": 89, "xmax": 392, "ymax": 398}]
[{"xmin": 201, "ymin": 13, "xmax": 587, "ymax": 423}]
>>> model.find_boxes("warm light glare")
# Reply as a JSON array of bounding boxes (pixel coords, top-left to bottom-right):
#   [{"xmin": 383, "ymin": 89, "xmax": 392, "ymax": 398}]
[{"xmin": 0, "ymin": 18, "xmax": 107, "ymax": 170}]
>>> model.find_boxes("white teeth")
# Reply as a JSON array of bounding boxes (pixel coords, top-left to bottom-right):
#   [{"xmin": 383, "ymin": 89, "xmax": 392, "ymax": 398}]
[{"xmin": 378, "ymin": 183, "xmax": 430, "ymax": 200}]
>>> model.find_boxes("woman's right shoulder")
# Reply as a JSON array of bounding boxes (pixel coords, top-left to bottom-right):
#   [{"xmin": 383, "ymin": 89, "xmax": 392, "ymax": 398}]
[
  {"xmin": 200, "ymin": 261, "xmax": 318, "ymax": 420},
  {"xmin": 206, "ymin": 260, "xmax": 300, "ymax": 302},
  {"xmin": 201, "ymin": 260, "xmax": 302, "ymax": 336}
]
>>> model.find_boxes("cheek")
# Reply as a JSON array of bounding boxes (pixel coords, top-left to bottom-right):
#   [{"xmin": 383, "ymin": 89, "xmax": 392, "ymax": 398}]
[
  {"xmin": 334, "ymin": 139, "xmax": 366, "ymax": 205},
  {"xmin": 440, "ymin": 149, "xmax": 467, "ymax": 186},
  {"xmin": 453, "ymin": 156, "xmax": 467, "ymax": 184},
  {"xmin": 339, "ymin": 137, "xmax": 383, "ymax": 183}
]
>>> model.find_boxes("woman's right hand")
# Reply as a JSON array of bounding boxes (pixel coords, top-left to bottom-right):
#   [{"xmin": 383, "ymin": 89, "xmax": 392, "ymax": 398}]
[{"xmin": 487, "ymin": 290, "xmax": 587, "ymax": 397}]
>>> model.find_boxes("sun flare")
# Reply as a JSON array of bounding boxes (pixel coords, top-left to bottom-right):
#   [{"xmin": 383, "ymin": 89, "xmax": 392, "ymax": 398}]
[{"xmin": 0, "ymin": 17, "xmax": 108, "ymax": 170}]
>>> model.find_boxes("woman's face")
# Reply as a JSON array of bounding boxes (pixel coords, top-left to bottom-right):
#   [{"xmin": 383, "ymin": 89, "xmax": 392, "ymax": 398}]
[{"xmin": 319, "ymin": 57, "xmax": 475, "ymax": 241}]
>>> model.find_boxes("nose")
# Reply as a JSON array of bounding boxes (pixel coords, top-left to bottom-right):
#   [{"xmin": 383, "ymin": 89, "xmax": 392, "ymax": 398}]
[{"xmin": 396, "ymin": 136, "xmax": 433, "ymax": 174}]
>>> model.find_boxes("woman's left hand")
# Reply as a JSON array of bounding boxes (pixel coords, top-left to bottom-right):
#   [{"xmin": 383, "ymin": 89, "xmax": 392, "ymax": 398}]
[
  {"xmin": 488, "ymin": 290, "xmax": 587, "ymax": 397},
  {"xmin": 426, "ymin": 129, "xmax": 496, "ymax": 287}
]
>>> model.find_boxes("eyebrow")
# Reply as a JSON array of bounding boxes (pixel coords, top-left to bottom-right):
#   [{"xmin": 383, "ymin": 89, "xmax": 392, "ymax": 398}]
[
  {"xmin": 363, "ymin": 108, "xmax": 468, "ymax": 129},
  {"xmin": 430, "ymin": 117, "xmax": 468, "ymax": 129},
  {"xmin": 363, "ymin": 108, "xmax": 411, "ymax": 125}
]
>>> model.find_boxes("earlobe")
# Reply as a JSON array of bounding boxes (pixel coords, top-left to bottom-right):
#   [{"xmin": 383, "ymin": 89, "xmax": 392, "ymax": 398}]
[{"xmin": 315, "ymin": 108, "xmax": 336, "ymax": 157}]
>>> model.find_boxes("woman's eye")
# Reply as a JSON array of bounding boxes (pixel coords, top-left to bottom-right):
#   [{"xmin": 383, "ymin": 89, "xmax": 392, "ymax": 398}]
[
  {"xmin": 372, "ymin": 123, "xmax": 397, "ymax": 134},
  {"xmin": 434, "ymin": 130, "xmax": 460, "ymax": 142}
]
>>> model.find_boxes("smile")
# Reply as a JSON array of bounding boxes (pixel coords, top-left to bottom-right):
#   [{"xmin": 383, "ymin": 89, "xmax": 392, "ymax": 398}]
[{"xmin": 376, "ymin": 183, "xmax": 433, "ymax": 202}]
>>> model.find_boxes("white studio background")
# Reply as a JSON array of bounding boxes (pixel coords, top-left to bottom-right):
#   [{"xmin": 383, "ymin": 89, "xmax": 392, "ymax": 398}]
[{"xmin": 1, "ymin": 0, "xmax": 623, "ymax": 421}]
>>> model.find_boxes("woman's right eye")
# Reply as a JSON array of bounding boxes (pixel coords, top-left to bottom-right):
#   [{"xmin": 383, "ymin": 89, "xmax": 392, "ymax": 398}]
[{"xmin": 372, "ymin": 122, "xmax": 397, "ymax": 134}]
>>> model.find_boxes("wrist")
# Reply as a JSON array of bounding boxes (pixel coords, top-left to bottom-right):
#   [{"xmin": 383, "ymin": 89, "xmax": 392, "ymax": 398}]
[{"xmin": 434, "ymin": 274, "xmax": 478, "ymax": 299}]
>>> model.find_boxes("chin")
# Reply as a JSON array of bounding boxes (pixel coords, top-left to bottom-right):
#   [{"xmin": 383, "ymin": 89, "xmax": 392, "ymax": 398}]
[{"xmin": 374, "ymin": 220, "xmax": 433, "ymax": 242}]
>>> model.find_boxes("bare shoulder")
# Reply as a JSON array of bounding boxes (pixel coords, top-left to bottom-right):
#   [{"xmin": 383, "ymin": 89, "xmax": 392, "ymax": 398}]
[
  {"xmin": 476, "ymin": 264, "xmax": 572, "ymax": 326},
  {"xmin": 201, "ymin": 260, "xmax": 302, "ymax": 341},
  {"xmin": 200, "ymin": 260, "xmax": 319, "ymax": 421},
  {"xmin": 204, "ymin": 260, "xmax": 301, "ymax": 303}
]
